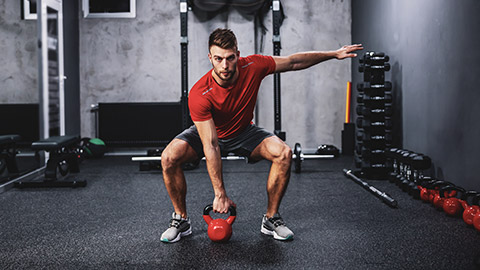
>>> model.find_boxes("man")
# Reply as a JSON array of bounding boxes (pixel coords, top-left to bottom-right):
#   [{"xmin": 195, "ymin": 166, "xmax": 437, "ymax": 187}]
[{"xmin": 160, "ymin": 28, "xmax": 362, "ymax": 243}]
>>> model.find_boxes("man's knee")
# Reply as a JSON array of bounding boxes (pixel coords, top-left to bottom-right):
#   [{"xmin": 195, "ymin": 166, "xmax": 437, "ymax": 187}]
[
  {"xmin": 274, "ymin": 144, "xmax": 292, "ymax": 166},
  {"xmin": 161, "ymin": 140, "xmax": 189, "ymax": 171}
]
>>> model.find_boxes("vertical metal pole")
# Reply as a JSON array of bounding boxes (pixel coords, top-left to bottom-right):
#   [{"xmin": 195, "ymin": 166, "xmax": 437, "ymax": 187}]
[
  {"xmin": 180, "ymin": 0, "xmax": 190, "ymax": 130},
  {"xmin": 272, "ymin": 0, "xmax": 285, "ymax": 141}
]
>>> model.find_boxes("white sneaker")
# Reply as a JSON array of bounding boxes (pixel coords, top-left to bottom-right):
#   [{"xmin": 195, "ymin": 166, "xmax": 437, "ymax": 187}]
[{"xmin": 161, "ymin": 212, "xmax": 192, "ymax": 243}]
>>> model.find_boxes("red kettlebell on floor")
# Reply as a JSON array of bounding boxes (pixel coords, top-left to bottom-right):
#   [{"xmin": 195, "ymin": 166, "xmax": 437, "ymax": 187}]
[
  {"xmin": 441, "ymin": 186, "xmax": 466, "ymax": 216},
  {"xmin": 433, "ymin": 184, "xmax": 457, "ymax": 209},
  {"xmin": 428, "ymin": 181, "xmax": 453, "ymax": 205},
  {"xmin": 462, "ymin": 192, "xmax": 480, "ymax": 226},
  {"xmin": 203, "ymin": 204, "xmax": 236, "ymax": 242},
  {"xmin": 418, "ymin": 179, "xmax": 438, "ymax": 202},
  {"xmin": 420, "ymin": 187, "xmax": 430, "ymax": 202},
  {"xmin": 474, "ymin": 212, "xmax": 480, "ymax": 232}
]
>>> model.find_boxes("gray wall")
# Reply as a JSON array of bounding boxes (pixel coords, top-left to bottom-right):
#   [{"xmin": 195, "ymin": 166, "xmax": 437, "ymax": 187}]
[
  {"xmin": 0, "ymin": 0, "xmax": 81, "ymax": 136},
  {"xmin": 352, "ymin": 0, "xmax": 480, "ymax": 190},
  {"xmin": 0, "ymin": 0, "xmax": 37, "ymax": 103},
  {"xmin": 1, "ymin": 0, "xmax": 353, "ymax": 150},
  {"xmin": 79, "ymin": 0, "xmax": 352, "ymax": 149}
]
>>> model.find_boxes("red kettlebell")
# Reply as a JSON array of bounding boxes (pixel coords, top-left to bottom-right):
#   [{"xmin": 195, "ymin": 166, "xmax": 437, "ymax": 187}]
[
  {"xmin": 441, "ymin": 186, "xmax": 466, "ymax": 216},
  {"xmin": 418, "ymin": 180, "xmax": 436, "ymax": 202},
  {"xmin": 433, "ymin": 184, "xmax": 457, "ymax": 209},
  {"xmin": 462, "ymin": 192, "xmax": 480, "ymax": 226},
  {"xmin": 419, "ymin": 187, "xmax": 430, "ymax": 202},
  {"xmin": 203, "ymin": 204, "xmax": 236, "ymax": 242},
  {"xmin": 474, "ymin": 212, "xmax": 480, "ymax": 232},
  {"xmin": 433, "ymin": 193, "xmax": 445, "ymax": 209},
  {"xmin": 428, "ymin": 181, "xmax": 453, "ymax": 205}
]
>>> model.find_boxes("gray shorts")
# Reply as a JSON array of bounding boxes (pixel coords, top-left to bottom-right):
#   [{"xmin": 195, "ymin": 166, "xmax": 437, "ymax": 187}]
[{"xmin": 175, "ymin": 124, "xmax": 274, "ymax": 162}]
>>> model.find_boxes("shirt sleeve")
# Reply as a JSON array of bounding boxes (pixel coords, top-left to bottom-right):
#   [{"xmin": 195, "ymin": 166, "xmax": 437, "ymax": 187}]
[
  {"xmin": 250, "ymin": 54, "xmax": 276, "ymax": 76},
  {"xmin": 188, "ymin": 91, "xmax": 212, "ymax": 122}
]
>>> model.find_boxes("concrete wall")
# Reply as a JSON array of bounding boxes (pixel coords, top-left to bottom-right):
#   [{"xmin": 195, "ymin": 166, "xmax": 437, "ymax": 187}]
[
  {"xmin": 0, "ymin": 0, "xmax": 80, "ymax": 136},
  {"xmin": 1, "ymin": 0, "xmax": 352, "ymax": 149},
  {"xmin": 352, "ymin": 0, "xmax": 480, "ymax": 190},
  {"xmin": 79, "ymin": 0, "xmax": 352, "ymax": 149},
  {"xmin": 0, "ymin": 0, "xmax": 37, "ymax": 103}
]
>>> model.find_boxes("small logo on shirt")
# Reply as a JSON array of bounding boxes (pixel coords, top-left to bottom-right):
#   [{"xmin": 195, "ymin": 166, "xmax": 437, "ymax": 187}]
[
  {"xmin": 202, "ymin": 87, "xmax": 213, "ymax": 95},
  {"xmin": 242, "ymin": 62, "xmax": 254, "ymax": 68}
]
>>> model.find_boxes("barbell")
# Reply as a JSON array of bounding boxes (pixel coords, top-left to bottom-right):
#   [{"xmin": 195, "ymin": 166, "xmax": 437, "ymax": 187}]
[{"xmin": 130, "ymin": 143, "xmax": 336, "ymax": 173}]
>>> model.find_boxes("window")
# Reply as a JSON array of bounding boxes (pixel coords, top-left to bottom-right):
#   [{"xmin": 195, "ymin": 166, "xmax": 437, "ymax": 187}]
[{"xmin": 83, "ymin": 0, "xmax": 136, "ymax": 18}]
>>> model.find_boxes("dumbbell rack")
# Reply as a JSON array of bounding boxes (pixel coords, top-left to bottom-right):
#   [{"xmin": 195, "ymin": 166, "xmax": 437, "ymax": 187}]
[{"xmin": 355, "ymin": 52, "xmax": 393, "ymax": 179}]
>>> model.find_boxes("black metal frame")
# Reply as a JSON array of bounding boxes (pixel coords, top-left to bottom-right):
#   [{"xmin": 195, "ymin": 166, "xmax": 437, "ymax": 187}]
[
  {"xmin": 272, "ymin": 0, "xmax": 285, "ymax": 140},
  {"xmin": 180, "ymin": 0, "xmax": 191, "ymax": 130},
  {"xmin": 14, "ymin": 135, "xmax": 86, "ymax": 188},
  {"xmin": 0, "ymin": 135, "xmax": 20, "ymax": 176}
]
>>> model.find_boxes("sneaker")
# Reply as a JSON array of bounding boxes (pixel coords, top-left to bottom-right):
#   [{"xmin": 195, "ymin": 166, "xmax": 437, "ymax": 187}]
[
  {"xmin": 261, "ymin": 213, "xmax": 294, "ymax": 241},
  {"xmin": 161, "ymin": 212, "xmax": 192, "ymax": 243}
]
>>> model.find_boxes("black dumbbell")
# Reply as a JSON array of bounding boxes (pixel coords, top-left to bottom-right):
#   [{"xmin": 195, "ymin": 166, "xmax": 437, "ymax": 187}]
[
  {"xmin": 354, "ymin": 153, "xmax": 362, "ymax": 168},
  {"xmin": 364, "ymin": 51, "xmax": 389, "ymax": 61},
  {"xmin": 359, "ymin": 52, "xmax": 390, "ymax": 64},
  {"xmin": 401, "ymin": 152, "xmax": 425, "ymax": 199},
  {"xmin": 357, "ymin": 93, "xmax": 393, "ymax": 104},
  {"xmin": 360, "ymin": 147, "xmax": 385, "ymax": 159},
  {"xmin": 400, "ymin": 152, "xmax": 418, "ymax": 192},
  {"xmin": 355, "ymin": 142, "xmax": 363, "ymax": 156},
  {"xmin": 386, "ymin": 148, "xmax": 399, "ymax": 183},
  {"xmin": 407, "ymin": 154, "xmax": 432, "ymax": 198},
  {"xmin": 357, "ymin": 131, "xmax": 393, "ymax": 143},
  {"xmin": 359, "ymin": 63, "xmax": 391, "ymax": 72},
  {"xmin": 394, "ymin": 150, "xmax": 410, "ymax": 186},
  {"xmin": 356, "ymin": 117, "xmax": 393, "ymax": 129},
  {"xmin": 357, "ymin": 81, "xmax": 392, "ymax": 92},
  {"xmin": 356, "ymin": 104, "xmax": 393, "ymax": 117},
  {"xmin": 411, "ymin": 154, "xmax": 432, "ymax": 178}
]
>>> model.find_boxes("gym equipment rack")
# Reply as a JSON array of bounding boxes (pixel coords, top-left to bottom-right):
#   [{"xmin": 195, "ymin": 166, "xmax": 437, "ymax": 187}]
[{"xmin": 355, "ymin": 52, "xmax": 393, "ymax": 179}]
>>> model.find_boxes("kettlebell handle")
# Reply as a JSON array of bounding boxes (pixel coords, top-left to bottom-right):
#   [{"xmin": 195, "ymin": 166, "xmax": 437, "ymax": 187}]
[
  {"xmin": 203, "ymin": 204, "xmax": 236, "ymax": 216},
  {"xmin": 439, "ymin": 185, "xmax": 465, "ymax": 198}
]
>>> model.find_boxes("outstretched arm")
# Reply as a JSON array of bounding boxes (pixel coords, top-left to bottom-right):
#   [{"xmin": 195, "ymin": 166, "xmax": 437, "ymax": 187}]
[
  {"xmin": 273, "ymin": 44, "xmax": 363, "ymax": 73},
  {"xmin": 194, "ymin": 119, "xmax": 236, "ymax": 213}
]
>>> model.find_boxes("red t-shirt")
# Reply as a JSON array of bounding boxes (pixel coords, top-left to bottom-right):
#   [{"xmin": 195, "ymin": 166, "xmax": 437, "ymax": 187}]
[{"xmin": 189, "ymin": 55, "xmax": 276, "ymax": 139}]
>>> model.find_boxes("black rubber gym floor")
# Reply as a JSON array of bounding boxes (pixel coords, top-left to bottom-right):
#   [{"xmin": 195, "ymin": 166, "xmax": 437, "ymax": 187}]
[{"xmin": 0, "ymin": 156, "xmax": 479, "ymax": 269}]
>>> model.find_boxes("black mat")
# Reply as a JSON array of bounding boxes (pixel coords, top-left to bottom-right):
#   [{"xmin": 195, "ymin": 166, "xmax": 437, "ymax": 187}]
[{"xmin": 0, "ymin": 156, "xmax": 479, "ymax": 269}]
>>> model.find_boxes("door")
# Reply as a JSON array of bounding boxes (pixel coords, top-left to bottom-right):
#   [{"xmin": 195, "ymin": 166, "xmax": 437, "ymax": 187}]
[{"xmin": 37, "ymin": 0, "xmax": 65, "ymax": 141}]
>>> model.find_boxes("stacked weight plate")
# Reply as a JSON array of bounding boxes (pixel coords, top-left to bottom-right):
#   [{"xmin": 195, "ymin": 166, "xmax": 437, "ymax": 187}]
[{"xmin": 355, "ymin": 52, "xmax": 392, "ymax": 179}]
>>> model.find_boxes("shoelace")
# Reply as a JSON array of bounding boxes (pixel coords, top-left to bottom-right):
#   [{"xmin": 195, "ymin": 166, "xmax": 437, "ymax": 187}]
[
  {"xmin": 169, "ymin": 218, "xmax": 182, "ymax": 228},
  {"xmin": 269, "ymin": 217, "xmax": 285, "ymax": 228}
]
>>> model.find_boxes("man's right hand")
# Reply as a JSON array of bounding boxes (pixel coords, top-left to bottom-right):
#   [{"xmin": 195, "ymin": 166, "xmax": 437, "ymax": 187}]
[{"xmin": 213, "ymin": 194, "xmax": 236, "ymax": 214}]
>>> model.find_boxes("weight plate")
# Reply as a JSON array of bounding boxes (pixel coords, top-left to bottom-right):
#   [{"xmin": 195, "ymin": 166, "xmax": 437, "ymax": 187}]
[{"xmin": 294, "ymin": 143, "xmax": 302, "ymax": 173}]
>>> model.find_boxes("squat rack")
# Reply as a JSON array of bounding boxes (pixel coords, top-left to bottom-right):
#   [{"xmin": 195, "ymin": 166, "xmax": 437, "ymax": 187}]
[
  {"xmin": 180, "ymin": 0, "xmax": 190, "ymax": 130},
  {"xmin": 179, "ymin": 0, "xmax": 286, "ymax": 138},
  {"xmin": 271, "ymin": 0, "xmax": 285, "ymax": 140}
]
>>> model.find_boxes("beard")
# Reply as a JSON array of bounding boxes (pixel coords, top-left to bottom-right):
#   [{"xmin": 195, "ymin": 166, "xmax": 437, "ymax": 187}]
[{"xmin": 214, "ymin": 68, "xmax": 236, "ymax": 82}]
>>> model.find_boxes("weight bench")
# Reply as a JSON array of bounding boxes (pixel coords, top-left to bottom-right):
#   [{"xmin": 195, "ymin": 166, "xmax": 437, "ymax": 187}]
[
  {"xmin": 15, "ymin": 135, "xmax": 86, "ymax": 188},
  {"xmin": 0, "ymin": 134, "xmax": 21, "ymax": 176}
]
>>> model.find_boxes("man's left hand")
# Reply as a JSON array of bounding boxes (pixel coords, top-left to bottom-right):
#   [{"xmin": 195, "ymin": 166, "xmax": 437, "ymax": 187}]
[{"xmin": 336, "ymin": 44, "xmax": 364, "ymax": 59}]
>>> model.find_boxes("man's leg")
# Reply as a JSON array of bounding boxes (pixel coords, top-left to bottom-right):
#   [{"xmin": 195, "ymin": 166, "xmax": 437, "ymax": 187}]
[
  {"xmin": 160, "ymin": 138, "xmax": 199, "ymax": 243},
  {"xmin": 250, "ymin": 136, "xmax": 292, "ymax": 217},
  {"xmin": 161, "ymin": 138, "xmax": 199, "ymax": 219},
  {"xmin": 249, "ymin": 135, "xmax": 294, "ymax": 241}
]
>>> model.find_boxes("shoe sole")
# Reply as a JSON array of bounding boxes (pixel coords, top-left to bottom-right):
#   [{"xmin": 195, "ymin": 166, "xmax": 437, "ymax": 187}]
[
  {"xmin": 161, "ymin": 227, "xmax": 192, "ymax": 243},
  {"xmin": 261, "ymin": 225, "xmax": 293, "ymax": 241}
]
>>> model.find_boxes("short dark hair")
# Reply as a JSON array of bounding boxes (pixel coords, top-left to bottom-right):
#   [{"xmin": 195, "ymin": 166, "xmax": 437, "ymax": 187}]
[{"xmin": 208, "ymin": 28, "xmax": 238, "ymax": 51}]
